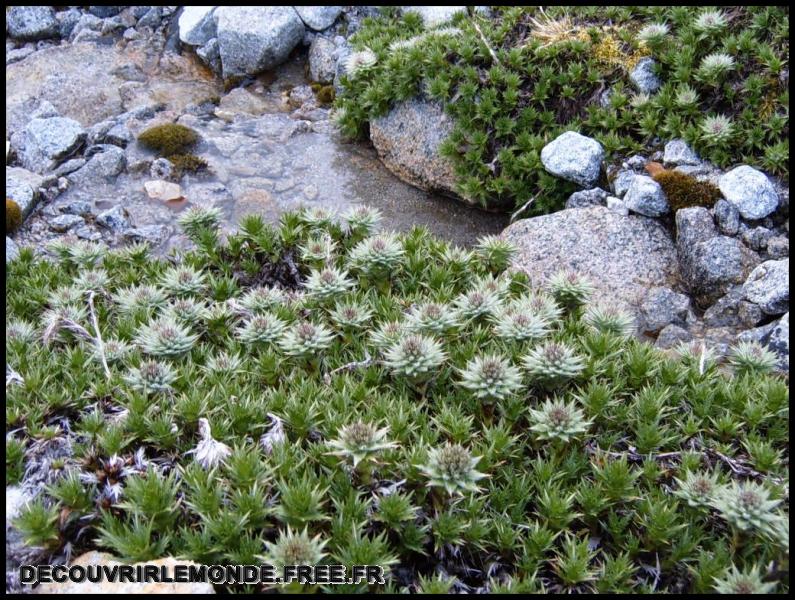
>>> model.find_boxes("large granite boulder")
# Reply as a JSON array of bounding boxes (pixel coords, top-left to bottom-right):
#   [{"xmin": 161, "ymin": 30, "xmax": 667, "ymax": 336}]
[
  {"xmin": 502, "ymin": 206, "xmax": 678, "ymax": 314},
  {"xmin": 214, "ymin": 6, "xmax": 305, "ymax": 78},
  {"xmin": 6, "ymin": 167, "xmax": 44, "ymax": 218},
  {"xmin": 370, "ymin": 97, "xmax": 464, "ymax": 203}
]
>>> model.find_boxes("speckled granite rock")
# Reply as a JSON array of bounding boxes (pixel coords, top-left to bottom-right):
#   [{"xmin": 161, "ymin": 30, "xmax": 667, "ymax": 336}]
[{"xmin": 502, "ymin": 206, "xmax": 678, "ymax": 314}]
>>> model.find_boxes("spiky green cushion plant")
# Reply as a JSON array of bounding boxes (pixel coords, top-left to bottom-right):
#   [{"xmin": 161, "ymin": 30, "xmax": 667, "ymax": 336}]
[{"xmin": 5, "ymin": 205, "xmax": 789, "ymax": 594}]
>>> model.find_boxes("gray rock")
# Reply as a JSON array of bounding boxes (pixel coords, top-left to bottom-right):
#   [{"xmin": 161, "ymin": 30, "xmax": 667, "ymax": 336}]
[
  {"xmin": 6, "ymin": 166, "xmax": 45, "ymax": 219},
  {"xmin": 332, "ymin": 40, "xmax": 352, "ymax": 92},
  {"xmin": 100, "ymin": 17, "xmax": 126, "ymax": 36},
  {"xmin": 214, "ymin": 6, "xmax": 305, "ymax": 77},
  {"xmin": 6, "ymin": 47, "xmax": 36, "ymax": 65},
  {"xmin": 56, "ymin": 8, "xmax": 82, "ymax": 39},
  {"xmin": 6, "ymin": 237, "xmax": 20, "ymax": 263},
  {"xmin": 123, "ymin": 28, "xmax": 140, "ymax": 41},
  {"xmin": 625, "ymin": 155, "xmax": 647, "ymax": 171},
  {"xmin": 123, "ymin": 224, "xmax": 170, "ymax": 245},
  {"xmin": 766, "ymin": 236, "xmax": 789, "ymax": 259},
  {"xmin": 150, "ymin": 158, "xmax": 175, "ymax": 180},
  {"xmin": 675, "ymin": 206, "xmax": 717, "ymax": 255},
  {"xmin": 6, "ymin": 6, "xmax": 58, "ymax": 41},
  {"xmin": 294, "ymin": 6, "xmax": 343, "ymax": 31},
  {"xmin": 136, "ymin": 6, "xmax": 162, "ymax": 29},
  {"xmin": 703, "ymin": 286, "xmax": 763, "ymax": 329},
  {"xmin": 763, "ymin": 312, "xmax": 789, "ymax": 372},
  {"xmin": 624, "ymin": 175, "xmax": 669, "ymax": 217},
  {"xmin": 565, "ymin": 187, "xmax": 607, "ymax": 209},
  {"xmin": 740, "ymin": 226, "xmax": 773, "ymax": 251},
  {"xmin": 683, "ymin": 236, "xmax": 761, "ymax": 307},
  {"xmin": 178, "ymin": 6, "xmax": 217, "ymax": 46},
  {"xmin": 370, "ymin": 97, "xmax": 463, "ymax": 203},
  {"xmin": 308, "ymin": 36, "xmax": 337, "ymax": 84},
  {"xmin": 196, "ymin": 38, "xmax": 221, "ymax": 73},
  {"xmin": 503, "ymin": 206, "xmax": 678, "ymax": 314},
  {"xmin": 67, "ymin": 146, "xmax": 126, "ymax": 184},
  {"xmin": 30, "ymin": 100, "xmax": 60, "ymax": 120},
  {"xmin": 89, "ymin": 7, "xmax": 123, "ymax": 18},
  {"xmin": 640, "ymin": 286, "xmax": 692, "ymax": 333},
  {"xmin": 49, "ymin": 214, "xmax": 84, "ymax": 232},
  {"xmin": 718, "ymin": 165, "xmax": 779, "ymax": 220},
  {"xmin": 742, "ymin": 259, "xmax": 789, "ymax": 316},
  {"xmin": 402, "ymin": 6, "xmax": 467, "ymax": 26},
  {"xmin": 75, "ymin": 226, "xmax": 102, "ymax": 241},
  {"xmin": 96, "ymin": 205, "xmax": 130, "ymax": 232},
  {"xmin": 69, "ymin": 14, "xmax": 102, "ymax": 42},
  {"xmin": 663, "ymin": 139, "xmax": 700, "ymax": 166},
  {"xmin": 59, "ymin": 200, "xmax": 93, "ymax": 216},
  {"xmin": 629, "ymin": 57, "xmax": 661, "ymax": 94},
  {"xmin": 540, "ymin": 131, "xmax": 604, "ymax": 187},
  {"xmin": 104, "ymin": 124, "xmax": 133, "ymax": 147},
  {"xmin": 606, "ymin": 196, "xmax": 629, "ymax": 216},
  {"xmin": 655, "ymin": 324, "xmax": 693, "ymax": 349},
  {"xmin": 611, "ymin": 169, "xmax": 636, "ymax": 198},
  {"xmin": 712, "ymin": 198, "xmax": 740, "ymax": 236},
  {"xmin": 10, "ymin": 117, "xmax": 86, "ymax": 174}
]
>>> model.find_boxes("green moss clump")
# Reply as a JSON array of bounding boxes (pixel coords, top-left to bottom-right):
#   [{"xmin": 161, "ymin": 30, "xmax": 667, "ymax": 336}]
[
  {"xmin": 653, "ymin": 169, "xmax": 721, "ymax": 211},
  {"xmin": 138, "ymin": 123, "xmax": 200, "ymax": 156},
  {"xmin": 315, "ymin": 85, "xmax": 336, "ymax": 105},
  {"xmin": 168, "ymin": 153, "xmax": 209, "ymax": 177},
  {"xmin": 6, "ymin": 199, "xmax": 22, "ymax": 234}
]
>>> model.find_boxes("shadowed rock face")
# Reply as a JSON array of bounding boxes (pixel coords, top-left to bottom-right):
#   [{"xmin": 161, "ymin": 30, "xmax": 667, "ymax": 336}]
[{"xmin": 502, "ymin": 206, "xmax": 680, "ymax": 315}]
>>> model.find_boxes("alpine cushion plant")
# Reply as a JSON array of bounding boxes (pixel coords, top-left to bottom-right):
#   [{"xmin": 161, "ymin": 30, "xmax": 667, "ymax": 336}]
[
  {"xmin": 5, "ymin": 205, "xmax": 789, "ymax": 594},
  {"xmin": 335, "ymin": 6, "xmax": 789, "ymax": 213}
]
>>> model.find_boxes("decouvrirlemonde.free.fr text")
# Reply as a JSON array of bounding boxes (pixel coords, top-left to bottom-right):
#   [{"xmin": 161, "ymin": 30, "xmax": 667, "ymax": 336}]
[{"xmin": 21, "ymin": 564, "xmax": 386, "ymax": 586}]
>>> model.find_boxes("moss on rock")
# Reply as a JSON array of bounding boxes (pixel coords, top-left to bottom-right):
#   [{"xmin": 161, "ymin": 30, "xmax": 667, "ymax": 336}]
[
  {"xmin": 6, "ymin": 198, "xmax": 22, "ymax": 234},
  {"xmin": 653, "ymin": 169, "xmax": 721, "ymax": 211},
  {"xmin": 138, "ymin": 123, "xmax": 200, "ymax": 156}
]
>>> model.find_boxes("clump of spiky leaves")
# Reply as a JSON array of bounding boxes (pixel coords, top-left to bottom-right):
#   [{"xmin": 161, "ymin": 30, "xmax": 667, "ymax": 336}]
[
  {"xmin": 135, "ymin": 316, "xmax": 199, "ymax": 357},
  {"xmin": 712, "ymin": 564, "xmax": 777, "ymax": 594},
  {"xmin": 582, "ymin": 303, "xmax": 636, "ymax": 337},
  {"xmin": 304, "ymin": 266, "xmax": 354, "ymax": 303},
  {"xmin": 710, "ymin": 481, "xmax": 785, "ymax": 537},
  {"xmin": 453, "ymin": 288, "xmax": 501, "ymax": 321},
  {"xmin": 124, "ymin": 359, "xmax": 178, "ymax": 394},
  {"xmin": 235, "ymin": 312, "xmax": 288, "ymax": 345},
  {"xmin": 405, "ymin": 301, "xmax": 459, "ymax": 335},
  {"xmin": 673, "ymin": 470, "xmax": 721, "ymax": 509},
  {"xmin": 262, "ymin": 526, "xmax": 328, "ymax": 568},
  {"xmin": 528, "ymin": 398, "xmax": 592, "ymax": 444},
  {"xmin": 522, "ymin": 341, "xmax": 585, "ymax": 388},
  {"xmin": 177, "ymin": 206, "xmax": 222, "ymax": 238},
  {"xmin": 475, "ymin": 235, "xmax": 517, "ymax": 272},
  {"xmin": 160, "ymin": 266, "xmax": 207, "ymax": 297},
  {"xmin": 115, "ymin": 284, "xmax": 168, "ymax": 315},
  {"xmin": 728, "ymin": 341, "xmax": 780, "ymax": 376},
  {"xmin": 327, "ymin": 421, "xmax": 397, "ymax": 469},
  {"xmin": 383, "ymin": 333, "xmax": 446, "ymax": 382},
  {"xmin": 329, "ymin": 300, "xmax": 373, "ymax": 331},
  {"xmin": 548, "ymin": 271, "xmax": 593, "ymax": 312},
  {"xmin": 492, "ymin": 302, "xmax": 551, "ymax": 342},
  {"xmin": 347, "ymin": 233, "xmax": 405, "ymax": 279},
  {"xmin": 420, "ymin": 443, "xmax": 487, "ymax": 496},
  {"xmin": 457, "ymin": 354, "xmax": 523, "ymax": 404},
  {"xmin": 344, "ymin": 205, "xmax": 383, "ymax": 236},
  {"xmin": 237, "ymin": 286, "xmax": 286, "ymax": 313},
  {"xmin": 279, "ymin": 320, "xmax": 335, "ymax": 360}
]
